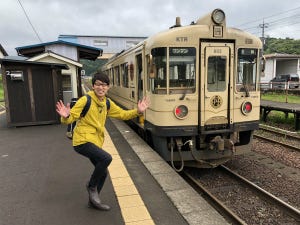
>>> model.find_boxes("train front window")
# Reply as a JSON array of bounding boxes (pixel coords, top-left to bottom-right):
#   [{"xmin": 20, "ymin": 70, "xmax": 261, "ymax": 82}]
[
  {"xmin": 207, "ymin": 56, "xmax": 226, "ymax": 92},
  {"xmin": 236, "ymin": 48, "xmax": 258, "ymax": 92},
  {"xmin": 169, "ymin": 47, "xmax": 196, "ymax": 94}
]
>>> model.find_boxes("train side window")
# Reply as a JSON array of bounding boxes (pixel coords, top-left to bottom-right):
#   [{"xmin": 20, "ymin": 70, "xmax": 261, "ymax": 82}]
[
  {"xmin": 114, "ymin": 66, "xmax": 120, "ymax": 86},
  {"xmin": 110, "ymin": 68, "xmax": 114, "ymax": 86},
  {"xmin": 236, "ymin": 48, "xmax": 258, "ymax": 92},
  {"xmin": 121, "ymin": 63, "xmax": 129, "ymax": 88},
  {"xmin": 150, "ymin": 47, "xmax": 167, "ymax": 94}
]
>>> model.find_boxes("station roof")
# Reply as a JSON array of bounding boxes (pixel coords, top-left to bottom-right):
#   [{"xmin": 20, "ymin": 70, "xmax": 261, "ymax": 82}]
[
  {"xmin": 15, "ymin": 40, "xmax": 102, "ymax": 60},
  {"xmin": 0, "ymin": 58, "xmax": 69, "ymax": 70}
]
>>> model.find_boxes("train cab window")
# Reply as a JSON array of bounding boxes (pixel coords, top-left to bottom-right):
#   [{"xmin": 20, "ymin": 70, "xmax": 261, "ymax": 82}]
[
  {"xmin": 169, "ymin": 47, "xmax": 196, "ymax": 94},
  {"xmin": 236, "ymin": 48, "xmax": 258, "ymax": 92},
  {"xmin": 150, "ymin": 47, "xmax": 167, "ymax": 94},
  {"xmin": 207, "ymin": 56, "xmax": 226, "ymax": 92}
]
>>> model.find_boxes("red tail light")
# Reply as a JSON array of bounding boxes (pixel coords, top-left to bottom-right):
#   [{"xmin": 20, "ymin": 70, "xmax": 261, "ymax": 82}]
[
  {"xmin": 241, "ymin": 101, "xmax": 252, "ymax": 115},
  {"xmin": 174, "ymin": 105, "xmax": 188, "ymax": 119}
]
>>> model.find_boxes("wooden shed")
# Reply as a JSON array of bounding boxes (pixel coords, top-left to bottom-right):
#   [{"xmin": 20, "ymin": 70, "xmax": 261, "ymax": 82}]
[{"xmin": 0, "ymin": 58, "xmax": 68, "ymax": 127}]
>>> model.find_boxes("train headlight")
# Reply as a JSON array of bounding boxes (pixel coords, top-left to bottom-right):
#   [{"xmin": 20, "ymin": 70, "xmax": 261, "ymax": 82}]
[
  {"xmin": 174, "ymin": 105, "xmax": 188, "ymax": 119},
  {"xmin": 241, "ymin": 101, "xmax": 252, "ymax": 115},
  {"xmin": 212, "ymin": 9, "xmax": 225, "ymax": 24}
]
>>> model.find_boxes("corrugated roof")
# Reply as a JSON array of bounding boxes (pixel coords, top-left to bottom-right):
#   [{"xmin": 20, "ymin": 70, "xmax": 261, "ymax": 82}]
[
  {"xmin": 15, "ymin": 40, "xmax": 102, "ymax": 60},
  {"xmin": 16, "ymin": 40, "xmax": 102, "ymax": 52},
  {"xmin": 0, "ymin": 58, "xmax": 69, "ymax": 70}
]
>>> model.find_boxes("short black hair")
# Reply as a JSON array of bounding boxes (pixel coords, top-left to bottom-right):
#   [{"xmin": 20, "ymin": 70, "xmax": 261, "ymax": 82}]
[{"xmin": 92, "ymin": 72, "xmax": 110, "ymax": 86}]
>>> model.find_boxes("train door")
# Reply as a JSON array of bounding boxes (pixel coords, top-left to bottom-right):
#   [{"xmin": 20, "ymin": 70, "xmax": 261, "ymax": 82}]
[{"xmin": 200, "ymin": 42, "xmax": 234, "ymax": 129}]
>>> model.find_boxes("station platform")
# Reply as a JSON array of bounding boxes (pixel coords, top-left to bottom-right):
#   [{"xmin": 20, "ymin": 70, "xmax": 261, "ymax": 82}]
[{"xmin": 0, "ymin": 110, "xmax": 229, "ymax": 225}]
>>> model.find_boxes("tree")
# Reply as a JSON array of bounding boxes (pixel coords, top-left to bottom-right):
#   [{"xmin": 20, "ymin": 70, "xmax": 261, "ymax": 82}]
[
  {"xmin": 264, "ymin": 37, "xmax": 300, "ymax": 55},
  {"xmin": 80, "ymin": 59, "xmax": 108, "ymax": 76}
]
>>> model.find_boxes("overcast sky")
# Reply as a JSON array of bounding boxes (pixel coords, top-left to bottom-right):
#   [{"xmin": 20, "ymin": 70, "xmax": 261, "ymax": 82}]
[{"xmin": 1, "ymin": 0, "xmax": 300, "ymax": 55}]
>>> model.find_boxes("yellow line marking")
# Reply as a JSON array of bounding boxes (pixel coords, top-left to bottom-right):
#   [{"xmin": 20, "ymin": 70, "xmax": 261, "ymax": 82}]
[{"xmin": 103, "ymin": 129, "xmax": 155, "ymax": 225}]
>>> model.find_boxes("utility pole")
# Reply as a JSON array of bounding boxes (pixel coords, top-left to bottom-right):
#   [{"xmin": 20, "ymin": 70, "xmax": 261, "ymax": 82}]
[{"xmin": 259, "ymin": 19, "xmax": 269, "ymax": 54}]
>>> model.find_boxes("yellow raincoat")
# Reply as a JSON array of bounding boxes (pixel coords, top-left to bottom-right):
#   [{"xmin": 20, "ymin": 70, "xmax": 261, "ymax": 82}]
[{"xmin": 61, "ymin": 90, "xmax": 139, "ymax": 148}]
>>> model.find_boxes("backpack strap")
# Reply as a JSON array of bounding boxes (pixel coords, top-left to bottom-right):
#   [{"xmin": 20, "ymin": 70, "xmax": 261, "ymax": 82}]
[
  {"xmin": 80, "ymin": 94, "xmax": 91, "ymax": 117},
  {"xmin": 106, "ymin": 98, "xmax": 110, "ymax": 112}
]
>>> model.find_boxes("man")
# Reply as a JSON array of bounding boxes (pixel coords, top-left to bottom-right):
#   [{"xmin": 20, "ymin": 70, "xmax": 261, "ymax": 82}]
[{"xmin": 56, "ymin": 72, "xmax": 150, "ymax": 210}]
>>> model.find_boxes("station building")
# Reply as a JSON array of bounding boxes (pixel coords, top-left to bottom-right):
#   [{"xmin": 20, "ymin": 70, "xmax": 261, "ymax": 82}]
[{"xmin": 58, "ymin": 35, "xmax": 147, "ymax": 59}]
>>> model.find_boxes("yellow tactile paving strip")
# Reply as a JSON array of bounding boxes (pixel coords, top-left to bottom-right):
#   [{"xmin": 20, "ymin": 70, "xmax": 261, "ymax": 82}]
[{"xmin": 103, "ymin": 129, "xmax": 155, "ymax": 225}]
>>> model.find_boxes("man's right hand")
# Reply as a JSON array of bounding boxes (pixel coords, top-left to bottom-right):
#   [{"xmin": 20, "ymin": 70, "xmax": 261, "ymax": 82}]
[{"xmin": 56, "ymin": 100, "xmax": 70, "ymax": 118}]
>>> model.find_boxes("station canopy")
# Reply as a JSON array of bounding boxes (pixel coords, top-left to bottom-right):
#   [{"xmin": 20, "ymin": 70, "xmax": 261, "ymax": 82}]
[{"xmin": 15, "ymin": 40, "xmax": 102, "ymax": 61}]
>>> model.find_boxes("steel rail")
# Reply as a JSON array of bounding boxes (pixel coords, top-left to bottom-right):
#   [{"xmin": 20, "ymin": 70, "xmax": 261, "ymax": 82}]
[
  {"xmin": 183, "ymin": 171, "xmax": 247, "ymax": 225},
  {"xmin": 254, "ymin": 133, "xmax": 300, "ymax": 152},
  {"xmin": 220, "ymin": 165, "xmax": 300, "ymax": 221}
]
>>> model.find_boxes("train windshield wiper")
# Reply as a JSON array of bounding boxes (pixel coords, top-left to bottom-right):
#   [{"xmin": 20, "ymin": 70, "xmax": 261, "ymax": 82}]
[{"xmin": 243, "ymin": 83, "xmax": 250, "ymax": 97}]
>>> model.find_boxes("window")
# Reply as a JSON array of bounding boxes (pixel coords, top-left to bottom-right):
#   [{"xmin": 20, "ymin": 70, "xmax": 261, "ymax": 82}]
[
  {"xmin": 148, "ymin": 47, "xmax": 196, "ymax": 94},
  {"xmin": 62, "ymin": 74, "xmax": 71, "ymax": 91},
  {"xmin": 126, "ymin": 41, "xmax": 139, "ymax": 49},
  {"xmin": 237, "ymin": 48, "xmax": 258, "ymax": 92},
  {"xmin": 207, "ymin": 56, "xmax": 226, "ymax": 92},
  {"xmin": 114, "ymin": 66, "xmax": 120, "ymax": 86},
  {"xmin": 121, "ymin": 63, "xmax": 129, "ymax": 87},
  {"xmin": 169, "ymin": 47, "xmax": 196, "ymax": 94},
  {"xmin": 150, "ymin": 47, "xmax": 167, "ymax": 94},
  {"xmin": 94, "ymin": 40, "xmax": 108, "ymax": 47},
  {"xmin": 110, "ymin": 68, "xmax": 114, "ymax": 85}
]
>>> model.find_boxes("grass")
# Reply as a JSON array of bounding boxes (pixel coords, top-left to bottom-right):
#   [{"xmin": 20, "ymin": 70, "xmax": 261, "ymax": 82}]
[
  {"xmin": 261, "ymin": 92, "xmax": 299, "ymax": 131},
  {"xmin": 261, "ymin": 92, "xmax": 300, "ymax": 103}
]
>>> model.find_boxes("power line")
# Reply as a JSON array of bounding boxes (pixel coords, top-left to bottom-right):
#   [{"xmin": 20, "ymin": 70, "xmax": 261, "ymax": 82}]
[
  {"xmin": 235, "ymin": 5, "xmax": 300, "ymax": 28},
  {"xmin": 17, "ymin": 0, "xmax": 42, "ymax": 43}
]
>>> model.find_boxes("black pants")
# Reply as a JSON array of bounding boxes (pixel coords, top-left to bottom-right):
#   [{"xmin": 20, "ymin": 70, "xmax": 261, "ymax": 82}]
[{"xmin": 74, "ymin": 143, "xmax": 112, "ymax": 193}]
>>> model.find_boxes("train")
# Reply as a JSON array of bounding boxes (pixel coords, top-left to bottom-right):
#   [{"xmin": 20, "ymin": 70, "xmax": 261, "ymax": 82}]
[{"xmin": 102, "ymin": 9, "xmax": 263, "ymax": 171}]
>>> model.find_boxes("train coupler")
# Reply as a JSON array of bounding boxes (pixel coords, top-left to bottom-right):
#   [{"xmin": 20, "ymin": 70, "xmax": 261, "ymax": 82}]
[
  {"xmin": 209, "ymin": 136, "xmax": 235, "ymax": 152},
  {"xmin": 209, "ymin": 136, "xmax": 224, "ymax": 151}
]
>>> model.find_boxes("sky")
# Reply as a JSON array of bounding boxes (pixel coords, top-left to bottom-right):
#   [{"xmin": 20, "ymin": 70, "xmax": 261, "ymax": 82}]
[{"xmin": 1, "ymin": 0, "xmax": 300, "ymax": 55}]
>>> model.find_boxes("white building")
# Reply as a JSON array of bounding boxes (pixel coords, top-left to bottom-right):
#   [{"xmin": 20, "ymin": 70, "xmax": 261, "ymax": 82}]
[
  {"xmin": 58, "ymin": 35, "xmax": 147, "ymax": 59},
  {"xmin": 261, "ymin": 53, "xmax": 300, "ymax": 83}
]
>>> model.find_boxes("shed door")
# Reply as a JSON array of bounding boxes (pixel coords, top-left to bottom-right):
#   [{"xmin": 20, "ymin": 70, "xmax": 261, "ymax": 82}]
[{"xmin": 32, "ymin": 68, "xmax": 57, "ymax": 122}]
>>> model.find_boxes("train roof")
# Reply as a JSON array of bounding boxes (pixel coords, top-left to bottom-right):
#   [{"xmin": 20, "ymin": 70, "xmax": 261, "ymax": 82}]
[
  {"xmin": 105, "ymin": 9, "xmax": 262, "ymax": 63},
  {"xmin": 145, "ymin": 24, "xmax": 261, "ymax": 48}
]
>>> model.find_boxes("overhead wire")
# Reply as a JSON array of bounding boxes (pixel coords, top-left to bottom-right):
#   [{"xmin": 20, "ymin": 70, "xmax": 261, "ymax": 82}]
[
  {"xmin": 17, "ymin": 0, "xmax": 42, "ymax": 43},
  {"xmin": 235, "ymin": 6, "xmax": 300, "ymax": 28},
  {"xmin": 234, "ymin": 6, "xmax": 300, "ymax": 38}
]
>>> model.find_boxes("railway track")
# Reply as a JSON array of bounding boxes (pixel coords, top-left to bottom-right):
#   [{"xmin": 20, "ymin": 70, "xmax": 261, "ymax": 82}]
[
  {"xmin": 254, "ymin": 124, "xmax": 300, "ymax": 152},
  {"xmin": 183, "ymin": 166, "xmax": 300, "ymax": 225}
]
